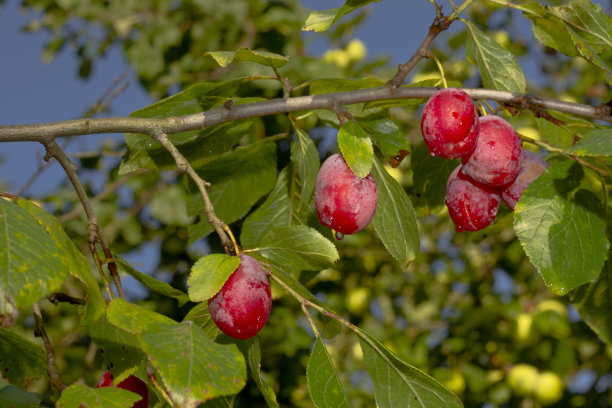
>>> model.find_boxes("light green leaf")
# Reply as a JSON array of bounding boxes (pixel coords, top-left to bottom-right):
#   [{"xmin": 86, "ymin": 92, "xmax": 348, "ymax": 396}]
[
  {"xmin": 107, "ymin": 298, "xmax": 176, "ymax": 334},
  {"xmin": 0, "ymin": 199, "xmax": 77, "ymax": 316},
  {"xmin": 112, "ymin": 258, "xmax": 190, "ymax": 306},
  {"xmin": 411, "ymin": 143, "xmax": 460, "ymax": 211},
  {"xmin": 138, "ymin": 321, "xmax": 246, "ymax": 407},
  {"xmin": 358, "ymin": 328, "xmax": 462, "ymax": 408},
  {"xmin": 522, "ymin": 3, "xmax": 579, "ymax": 56},
  {"xmin": 371, "ymin": 157, "xmax": 419, "ymax": 264},
  {"xmin": 56, "ymin": 384, "xmax": 141, "ymax": 408},
  {"xmin": 338, "ymin": 121, "xmax": 374, "ymax": 178},
  {"xmin": 302, "ymin": 0, "xmax": 381, "ymax": 32},
  {"xmin": 258, "ymin": 225, "xmax": 339, "ymax": 271},
  {"xmin": 187, "ymin": 139, "xmax": 277, "ymax": 244},
  {"xmin": 309, "ymin": 77, "xmax": 384, "ymax": 95},
  {"xmin": 0, "ymin": 330, "xmax": 46, "ymax": 389},
  {"xmin": 205, "ymin": 47, "xmax": 289, "ymax": 68},
  {"xmin": 0, "ymin": 378, "xmax": 41, "ymax": 408},
  {"xmin": 183, "ymin": 302, "xmax": 223, "ymax": 341},
  {"xmin": 570, "ymin": 265, "xmax": 612, "ymax": 347},
  {"xmin": 241, "ymin": 168, "xmax": 292, "ymax": 249},
  {"xmin": 291, "ymin": 129, "xmax": 320, "ymax": 205},
  {"xmin": 514, "ymin": 160, "xmax": 608, "ymax": 295},
  {"xmin": 307, "ymin": 336, "xmax": 349, "ymax": 408},
  {"xmin": 464, "ymin": 20, "xmax": 526, "ymax": 93},
  {"xmin": 566, "ymin": 129, "xmax": 612, "ymax": 156},
  {"xmin": 187, "ymin": 254, "xmax": 241, "ymax": 302}
]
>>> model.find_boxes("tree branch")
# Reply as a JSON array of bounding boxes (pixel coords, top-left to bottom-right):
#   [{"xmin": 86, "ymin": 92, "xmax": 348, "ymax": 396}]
[
  {"xmin": 0, "ymin": 87, "xmax": 609, "ymax": 145},
  {"xmin": 32, "ymin": 303, "xmax": 65, "ymax": 392}
]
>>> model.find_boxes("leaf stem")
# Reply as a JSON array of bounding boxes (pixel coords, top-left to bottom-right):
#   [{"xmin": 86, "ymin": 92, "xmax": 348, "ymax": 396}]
[
  {"xmin": 426, "ymin": 51, "xmax": 448, "ymax": 88},
  {"xmin": 300, "ymin": 302, "xmax": 320, "ymax": 337}
]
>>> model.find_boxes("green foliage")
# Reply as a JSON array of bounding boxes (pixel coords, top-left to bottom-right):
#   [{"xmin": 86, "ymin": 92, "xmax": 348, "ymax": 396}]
[{"xmin": 3, "ymin": 0, "xmax": 612, "ymax": 407}]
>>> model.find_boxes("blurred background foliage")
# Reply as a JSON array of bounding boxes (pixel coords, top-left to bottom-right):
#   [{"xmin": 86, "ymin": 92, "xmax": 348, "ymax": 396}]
[{"xmin": 3, "ymin": 0, "xmax": 612, "ymax": 406}]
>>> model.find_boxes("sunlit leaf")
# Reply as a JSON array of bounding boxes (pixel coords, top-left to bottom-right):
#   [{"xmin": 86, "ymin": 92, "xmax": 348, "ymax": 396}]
[
  {"xmin": 56, "ymin": 384, "xmax": 141, "ymax": 408},
  {"xmin": 566, "ymin": 129, "xmax": 612, "ymax": 156},
  {"xmin": 338, "ymin": 121, "xmax": 373, "ymax": 178},
  {"xmin": 302, "ymin": 0, "xmax": 381, "ymax": 32},
  {"xmin": 205, "ymin": 47, "xmax": 289, "ymax": 68},
  {"xmin": 187, "ymin": 254, "xmax": 241, "ymax": 302}
]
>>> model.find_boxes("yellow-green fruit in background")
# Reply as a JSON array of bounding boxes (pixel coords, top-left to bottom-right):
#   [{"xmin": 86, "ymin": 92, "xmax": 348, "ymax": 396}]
[
  {"xmin": 433, "ymin": 367, "xmax": 466, "ymax": 395},
  {"xmin": 514, "ymin": 313, "xmax": 535, "ymax": 345},
  {"xmin": 345, "ymin": 39, "xmax": 367, "ymax": 62},
  {"xmin": 534, "ymin": 371, "xmax": 564, "ymax": 406},
  {"xmin": 346, "ymin": 287, "xmax": 370, "ymax": 314},
  {"xmin": 507, "ymin": 364, "xmax": 538, "ymax": 397}
]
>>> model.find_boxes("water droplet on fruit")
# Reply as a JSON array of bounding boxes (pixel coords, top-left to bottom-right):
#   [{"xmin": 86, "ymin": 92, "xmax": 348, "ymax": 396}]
[
  {"xmin": 430, "ymin": 152, "xmax": 436, "ymax": 157},
  {"xmin": 335, "ymin": 231, "xmax": 344, "ymax": 240}
]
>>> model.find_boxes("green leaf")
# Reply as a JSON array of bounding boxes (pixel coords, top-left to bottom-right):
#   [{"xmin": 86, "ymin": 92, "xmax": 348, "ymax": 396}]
[
  {"xmin": 566, "ymin": 129, "xmax": 612, "ymax": 156},
  {"xmin": 258, "ymin": 225, "xmax": 339, "ymax": 271},
  {"xmin": 205, "ymin": 47, "xmax": 289, "ymax": 68},
  {"xmin": 183, "ymin": 302, "xmax": 223, "ymax": 341},
  {"xmin": 522, "ymin": 3, "xmax": 579, "ymax": 56},
  {"xmin": 150, "ymin": 184, "xmax": 194, "ymax": 226},
  {"xmin": 358, "ymin": 328, "xmax": 462, "ymax": 408},
  {"xmin": 371, "ymin": 157, "xmax": 420, "ymax": 264},
  {"xmin": 112, "ymin": 258, "xmax": 190, "ymax": 306},
  {"xmin": 0, "ymin": 379, "xmax": 41, "ymax": 408},
  {"xmin": 514, "ymin": 160, "xmax": 608, "ymax": 295},
  {"xmin": 291, "ymin": 129, "xmax": 320, "ymax": 205},
  {"xmin": 56, "ymin": 384, "xmax": 142, "ymax": 408},
  {"xmin": 138, "ymin": 321, "xmax": 246, "ymax": 407},
  {"xmin": 302, "ymin": 0, "xmax": 381, "ymax": 32},
  {"xmin": 119, "ymin": 78, "xmax": 260, "ymax": 175},
  {"xmin": 360, "ymin": 117, "xmax": 410, "ymax": 157},
  {"xmin": 338, "ymin": 121, "xmax": 374, "ymax": 178},
  {"xmin": 411, "ymin": 143, "xmax": 460, "ymax": 211},
  {"xmin": 263, "ymin": 262, "xmax": 326, "ymax": 308},
  {"xmin": 0, "ymin": 199, "xmax": 73, "ymax": 316},
  {"xmin": 535, "ymin": 116, "xmax": 575, "ymax": 148},
  {"xmin": 309, "ymin": 77, "xmax": 384, "ymax": 94},
  {"xmin": 570, "ymin": 266, "xmax": 612, "ymax": 347},
  {"xmin": 188, "ymin": 139, "xmax": 277, "ymax": 244},
  {"xmin": 464, "ymin": 20, "xmax": 526, "ymax": 93},
  {"xmin": 241, "ymin": 168, "xmax": 292, "ymax": 249},
  {"xmin": 107, "ymin": 298, "xmax": 176, "ymax": 334},
  {"xmin": 0, "ymin": 330, "xmax": 46, "ymax": 388},
  {"xmin": 187, "ymin": 254, "xmax": 241, "ymax": 302},
  {"xmin": 307, "ymin": 336, "xmax": 349, "ymax": 408},
  {"xmin": 238, "ymin": 338, "xmax": 280, "ymax": 408}
]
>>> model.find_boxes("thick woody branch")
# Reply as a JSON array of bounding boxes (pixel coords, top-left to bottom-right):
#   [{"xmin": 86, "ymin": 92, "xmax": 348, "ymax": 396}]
[
  {"xmin": 32, "ymin": 303, "xmax": 65, "ymax": 392},
  {"xmin": 0, "ymin": 87, "xmax": 609, "ymax": 145},
  {"xmin": 151, "ymin": 130, "xmax": 237, "ymax": 255}
]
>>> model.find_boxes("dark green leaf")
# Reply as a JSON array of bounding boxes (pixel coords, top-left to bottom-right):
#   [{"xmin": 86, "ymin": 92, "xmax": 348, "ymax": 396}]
[
  {"xmin": 291, "ymin": 129, "xmax": 320, "ymax": 205},
  {"xmin": 150, "ymin": 184, "xmax": 194, "ymax": 226},
  {"xmin": 570, "ymin": 265, "xmax": 612, "ymax": 346},
  {"xmin": 0, "ymin": 330, "xmax": 46, "ymax": 389},
  {"xmin": 309, "ymin": 77, "xmax": 384, "ymax": 95},
  {"xmin": 357, "ymin": 328, "xmax": 462, "ymax": 408},
  {"xmin": 238, "ymin": 338, "xmax": 279, "ymax": 408},
  {"xmin": 566, "ymin": 129, "xmax": 612, "ymax": 156},
  {"xmin": 106, "ymin": 298, "xmax": 176, "ymax": 334},
  {"xmin": 514, "ymin": 160, "xmax": 608, "ymax": 295},
  {"xmin": 464, "ymin": 20, "xmax": 526, "ymax": 93},
  {"xmin": 338, "ymin": 121, "xmax": 373, "ymax": 178},
  {"xmin": 112, "ymin": 258, "xmax": 190, "ymax": 306},
  {"xmin": 183, "ymin": 302, "xmax": 223, "ymax": 341},
  {"xmin": 56, "ymin": 384, "xmax": 141, "ymax": 408},
  {"xmin": 371, "ymin": 157, "xmax": 419, "ymax": 264},
  {"xmin": 188, "ymin": 139, "xmax": 277, "ymax": 244},
  {"xmin": 360, "ymin": 117, "xmax": 410, "ymax": 157},
  {"xmin": 411, "ymin": 143, "xmax": 460, "ymax": 211},
  {"xmin": 0, "ymin": 379, "xmax": 41, "ymax": 408},
  {"xmin": 187, "ymin": 254, "xmax": 241, "ymax": 302},
  {"xmin": 522, "ymin": 3, "xmax": 579, "ymax": 56},
  {"xmin": 263, "ymin": 262, "xmax": 326, "ymax": 308},
  {"xmin": 205, "ymin": 47, "xmax": 289, "ymax": 68},
  {"xmin": 302, "ymin": 0, "xmax": 382, "ymax": 32},
  {"xmin": 307, "ymin": 336, "xmax": 349, "ymax": 408},
  {"xmin": 241, "ymin": 168, "xmax": 292, "ymax": 249},
  {"xmin": 258, "ymin": 225, "xmax": 339, "ymax": 271},
  {"xmin": 138, "ymin": 321, "xmax": 246, "ymax": 407}
]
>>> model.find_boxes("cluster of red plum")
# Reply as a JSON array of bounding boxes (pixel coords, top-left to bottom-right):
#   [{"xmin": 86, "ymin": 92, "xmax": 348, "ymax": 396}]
[{"xmin": 421, "ymin": 88, "xmax": 549, "ymax": 231}]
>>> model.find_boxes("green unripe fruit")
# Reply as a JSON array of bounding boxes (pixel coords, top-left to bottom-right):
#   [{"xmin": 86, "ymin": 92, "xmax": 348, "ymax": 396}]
[
  {"xmin": 507, "ymin": 364, "xmax": 538, "ymax": 397},
  {"xmin": 346, "ymin": 287, "xmax": 370, "ymax": 314},
  {"xmin": 534, "ymin": 371, "xmax": 563, "ymax": 406}
]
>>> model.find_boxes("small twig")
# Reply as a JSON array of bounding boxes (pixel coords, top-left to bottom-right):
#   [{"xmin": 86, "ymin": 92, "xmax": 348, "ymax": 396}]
[
  {"xmin": 48, "ymin": 292, "xmax": 86, "ymax": 305},
  {"xmin": 271, "ymin": 64, "xmax": 291, "ymax": 98},
  {"xmin": 151, "ymin": 130, "xmax": 235, "ymax": 255},
  {"xmin": 43, "ymin": 140, "xmax": 124, "ymax": 299},
  {"xmin": 33, "ymin": 303, "xmax": 65, "ymax": 391},
  {"xmin": 0, "ymin": 192, "xmax": 19, "ymax": 200},
  {"xmin": 300, "ymin": 302, "xmax": 320, "ymax": 337}
]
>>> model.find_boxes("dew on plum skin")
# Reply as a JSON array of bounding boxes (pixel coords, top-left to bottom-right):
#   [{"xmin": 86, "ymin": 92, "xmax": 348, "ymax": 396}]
[{"xmin": 335, "ymin": 231, "xmax": 344, "ymax": 240}]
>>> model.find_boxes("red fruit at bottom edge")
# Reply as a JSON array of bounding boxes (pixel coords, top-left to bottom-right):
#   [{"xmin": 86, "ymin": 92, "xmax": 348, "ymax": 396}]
[
  {"xmin": 315, "ymin": 154, "xmax": 378, "ymax": 234},
  {"xmin": 445, "ymin": 165, "xmax": 501, "ymax": 232},
  {"xmin": 97, "ymin": 370, "xmax": 149, "ymax": 408},
  {"xmin": 208, "ymin": 254, "xmax": 272, "ymax": 340}
]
